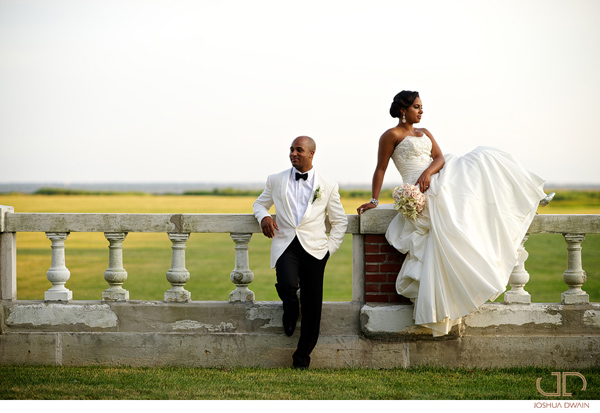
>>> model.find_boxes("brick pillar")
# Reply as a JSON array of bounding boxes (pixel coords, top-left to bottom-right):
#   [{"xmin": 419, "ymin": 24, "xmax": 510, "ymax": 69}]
[{"xmin": 364, "ymin": 234, "xmax": 411, "ymax": 303}]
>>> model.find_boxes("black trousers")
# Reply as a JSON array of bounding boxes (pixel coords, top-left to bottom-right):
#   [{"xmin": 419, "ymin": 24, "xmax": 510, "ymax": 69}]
[{"xmin": 275, "ymin": 236, "xmax": 329, "ymax": 368}]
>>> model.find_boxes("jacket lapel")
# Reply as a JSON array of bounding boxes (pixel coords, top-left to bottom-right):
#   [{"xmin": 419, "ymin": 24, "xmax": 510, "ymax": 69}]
[{"xmin": 280, "ymin": 169, "xmax": 295, "ymax": 227}]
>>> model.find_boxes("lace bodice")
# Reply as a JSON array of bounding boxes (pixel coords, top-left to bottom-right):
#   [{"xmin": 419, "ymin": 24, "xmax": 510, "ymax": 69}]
[{"xmin": 391, "ymin": 135, "xmax": 433, "ymax": 185}]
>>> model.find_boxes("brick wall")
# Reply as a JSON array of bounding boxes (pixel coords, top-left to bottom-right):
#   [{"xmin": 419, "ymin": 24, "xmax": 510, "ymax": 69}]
[{"xmin": 364, "ymin": 234, "xmax": 411, "ymax": 304}]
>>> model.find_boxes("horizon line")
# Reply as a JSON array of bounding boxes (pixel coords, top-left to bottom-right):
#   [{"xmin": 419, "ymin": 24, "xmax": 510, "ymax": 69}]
[{"xmin": 2, "ymin": 181, "xmax": 600, "ymax": 190}]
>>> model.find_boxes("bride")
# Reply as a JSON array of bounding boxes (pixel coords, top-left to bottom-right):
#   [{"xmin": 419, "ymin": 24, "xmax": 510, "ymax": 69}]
[{"xmin": 357, "ymin": 90, "xmax": 554, "ymax": 336}]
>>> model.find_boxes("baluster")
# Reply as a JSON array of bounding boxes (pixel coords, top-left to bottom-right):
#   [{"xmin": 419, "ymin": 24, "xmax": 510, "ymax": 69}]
[
  {"xmin": 505, "ymin": 235, "xmax": 531, "ymax": 304},
  {"xmin": 164, "ymin": 233, "xmax": 191, "ymax": 302},
  {"xmin": 561, "ymin": 233, "xmax": 588, "ymax": 304},
  {"xmin": 229, "ymin": 233, "xmax": 255, "ymax": 303},
  {"xmin": 45, "ymin": 232, "xmax": 72, "ymax": 301},
  {"xmin": 102, "ymin": 232, "xmax": 129, "ymax": 301},
  {"xmin": 0, "ymin": 205, "xmax": 17, "ymax": 301}
]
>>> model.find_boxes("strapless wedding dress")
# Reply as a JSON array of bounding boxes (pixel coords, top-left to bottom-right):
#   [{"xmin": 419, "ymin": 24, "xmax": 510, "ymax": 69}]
[{"xmin": 385, "ymin": 135, "xmax": 546, "ymax": 336}]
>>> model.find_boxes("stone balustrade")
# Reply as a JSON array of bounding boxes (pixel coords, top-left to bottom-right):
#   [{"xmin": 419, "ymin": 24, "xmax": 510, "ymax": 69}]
[
  {"xmin": 0, "ymin": 205, "xmax": 598, "ymax": 305},
  {"xmin": 358, "ymin": 205, "xmax": 599, "ymax": 306},
  {"xmin": 0, "ymin": 208, "xmax": 361, "ymax": 303},
  {"xmin": 1, "ymin": 204, "xmax": 599, "ymax": 369}
]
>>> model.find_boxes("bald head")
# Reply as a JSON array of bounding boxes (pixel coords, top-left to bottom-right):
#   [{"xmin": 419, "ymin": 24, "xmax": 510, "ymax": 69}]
[
  {"xmin": 293, "ymin": 136, "xmax": 316, "ymax": 152},
  {"xmin": 289, "ymin": 136, "xmax": 316, "ymax": 172}
]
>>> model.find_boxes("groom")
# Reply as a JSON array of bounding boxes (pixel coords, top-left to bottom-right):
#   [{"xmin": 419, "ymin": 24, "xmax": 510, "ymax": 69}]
[{"xmin": 253, "ymin": 136, "xmax": 347, "ymax": 369}]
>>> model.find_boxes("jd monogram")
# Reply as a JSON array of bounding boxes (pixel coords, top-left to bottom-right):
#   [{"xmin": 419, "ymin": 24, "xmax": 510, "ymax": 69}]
[{"xmin": 536, "ymin": 372, "xmax": 587, "ymax": 397}]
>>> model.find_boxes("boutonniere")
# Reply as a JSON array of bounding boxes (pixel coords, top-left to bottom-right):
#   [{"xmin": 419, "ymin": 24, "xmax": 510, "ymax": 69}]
[{"xmin": 312, "ymin": 186, "xmax": 323, "ymax": 204}]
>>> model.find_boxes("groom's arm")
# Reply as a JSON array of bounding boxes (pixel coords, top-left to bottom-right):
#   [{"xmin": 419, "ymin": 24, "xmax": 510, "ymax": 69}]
[
  {"xmin": 326, "ymin": 182, "xmax": 348, "ymax": 255},
  {"xmin": 253, "ymin": 175, "xmax": 278, "ymax": 238}
]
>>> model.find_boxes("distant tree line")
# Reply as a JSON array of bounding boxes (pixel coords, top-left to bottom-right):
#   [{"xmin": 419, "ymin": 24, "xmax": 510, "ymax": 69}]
[
  {"xmin": 28, "ymin": 186, "xmax": 386, "ymax": 198},
  {"xmin": 182, "ymin": 188, "xmax": 263, "ymax": 196},
  {"xmin": 32, "ymin": 188, "xmax": 148, "ymax": 196}
]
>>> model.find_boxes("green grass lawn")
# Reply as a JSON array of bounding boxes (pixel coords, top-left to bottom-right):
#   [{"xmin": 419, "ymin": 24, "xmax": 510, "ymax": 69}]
[
  {"xmin": 0, "ymin": 192, "xmax": 598, "ymax": 303},
  {"xmin": 1, "ymin": 365, "xmax": 598, "ymax": 400}
]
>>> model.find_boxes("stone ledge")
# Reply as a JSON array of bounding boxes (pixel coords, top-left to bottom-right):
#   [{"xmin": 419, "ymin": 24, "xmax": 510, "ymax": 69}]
[
  {"xmin": 2, "ymin": 300, "xmax": 362, "ymax": 336},
  {"xmin": 360, "ymin": 302, "xmax": 600, "ymax": 338},
  {"xmin": 360, "ymin": 303, "xmax": 463, "ymax": 339},
  {"xmin": 6, "ymin": 302, "xmax": 119, "ymax": 328},
  {"xmin": 2, "ymin": 300, "xmax": 599, "ymax": 369},
  {"xmin": 2, "ymin": 331, "xmax": 598, "ymax": 369}
]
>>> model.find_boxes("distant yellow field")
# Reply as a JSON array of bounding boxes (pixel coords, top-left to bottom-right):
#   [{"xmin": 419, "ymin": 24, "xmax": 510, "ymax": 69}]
[
  {"xmin": 1, "ymin": 193, "xmax": 596, "ymax": 214},
  {"xmin": 0, "ymin": 194, "xmax": 398, "ymax": 215},
  {"xmin": 1, "ymin": 194, "xmax": 262, "ymax": 214}
]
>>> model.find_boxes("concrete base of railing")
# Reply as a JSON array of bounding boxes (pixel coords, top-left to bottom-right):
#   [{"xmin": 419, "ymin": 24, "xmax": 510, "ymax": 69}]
[{"xmin": 1, "ymin": 300, "xmax": 599, "ymax": 368}]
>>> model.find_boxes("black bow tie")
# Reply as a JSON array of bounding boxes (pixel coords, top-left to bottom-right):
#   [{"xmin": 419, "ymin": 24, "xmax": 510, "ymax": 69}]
[{"xmin": 295, "ymin": 172, "xmax": 308, "ymax": 181}]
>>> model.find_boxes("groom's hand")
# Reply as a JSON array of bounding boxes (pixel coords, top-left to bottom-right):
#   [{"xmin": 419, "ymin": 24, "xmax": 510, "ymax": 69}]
[{"xmin": 260, "ymin": 216, "xmax": 279, "ymax": 238}]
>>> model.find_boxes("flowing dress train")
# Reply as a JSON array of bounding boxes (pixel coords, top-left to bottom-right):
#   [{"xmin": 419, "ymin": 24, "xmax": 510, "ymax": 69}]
[{"xmin": 385, "ymin": 135, "xmax": 545, "ymax": 336}]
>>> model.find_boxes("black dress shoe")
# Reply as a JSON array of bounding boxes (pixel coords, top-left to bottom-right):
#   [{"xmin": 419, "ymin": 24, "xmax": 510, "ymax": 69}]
[
  {"xmin": 283, "ymin": 313, "xmax": 297, "ymax": 336},
  {"xmin": 281, "ymin": 297, "xmax": 299, "ymax": 336}
]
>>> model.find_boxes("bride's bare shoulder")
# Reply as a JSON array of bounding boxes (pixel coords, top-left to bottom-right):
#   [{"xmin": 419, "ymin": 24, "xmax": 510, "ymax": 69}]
[
  {"xmin": 417, "ymin": 128, "xmax": 438, "ymax": 144},
  {"xmin": 380, "ymin": 127, "xmax": 405, "ymax": 145},
  {"xmin": 415, "ymin": 127, "xmax": 433, "ymax": 137}
]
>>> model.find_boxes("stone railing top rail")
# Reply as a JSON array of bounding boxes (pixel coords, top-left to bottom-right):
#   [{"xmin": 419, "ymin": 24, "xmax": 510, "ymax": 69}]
[
  {"xmin": 1, "ymin": 205, "xmax": 599, "ymax": 235},
  {"xmin": 358, "ymin": 205, "xmax": 600, "ymax": 234},
  {"xmin": 0, "ymin": 210, "xmax": 360, "ymax": 234}
]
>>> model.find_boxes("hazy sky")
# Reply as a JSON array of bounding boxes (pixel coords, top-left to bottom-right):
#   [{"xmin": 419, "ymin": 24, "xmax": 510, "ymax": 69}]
[{"xmin": 1, "ymin": 0, "xmax": 599, "ymax": 187}]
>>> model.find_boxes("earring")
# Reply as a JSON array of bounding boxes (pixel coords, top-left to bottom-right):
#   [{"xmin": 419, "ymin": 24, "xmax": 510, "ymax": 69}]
[{"xmin": 402, "ymin": 113, "xmax": 406, "ymax": 124}]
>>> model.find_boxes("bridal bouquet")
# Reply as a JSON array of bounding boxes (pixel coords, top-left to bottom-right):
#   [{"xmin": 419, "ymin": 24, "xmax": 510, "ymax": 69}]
[{"xmin": 392, "ymin": 183, "xmax": 427, "ymax": 220}]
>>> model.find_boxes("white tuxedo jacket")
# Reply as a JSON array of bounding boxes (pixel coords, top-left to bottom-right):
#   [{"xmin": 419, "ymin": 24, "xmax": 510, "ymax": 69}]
[{"xmin": 253, "ymin": 168, "xmax": 348, "ymax": 269}]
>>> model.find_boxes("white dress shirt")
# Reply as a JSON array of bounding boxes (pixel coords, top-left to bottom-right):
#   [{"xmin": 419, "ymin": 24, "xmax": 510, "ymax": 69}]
[{"xmin": 287, "ymin": 167, "xmax": 315, "ymax": 225}]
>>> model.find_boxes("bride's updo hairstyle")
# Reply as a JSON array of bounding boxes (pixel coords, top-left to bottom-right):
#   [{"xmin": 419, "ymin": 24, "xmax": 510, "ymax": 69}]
[{"xmin": 390, "ymin": 90, "xmax": 419, "ymax": 118}]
